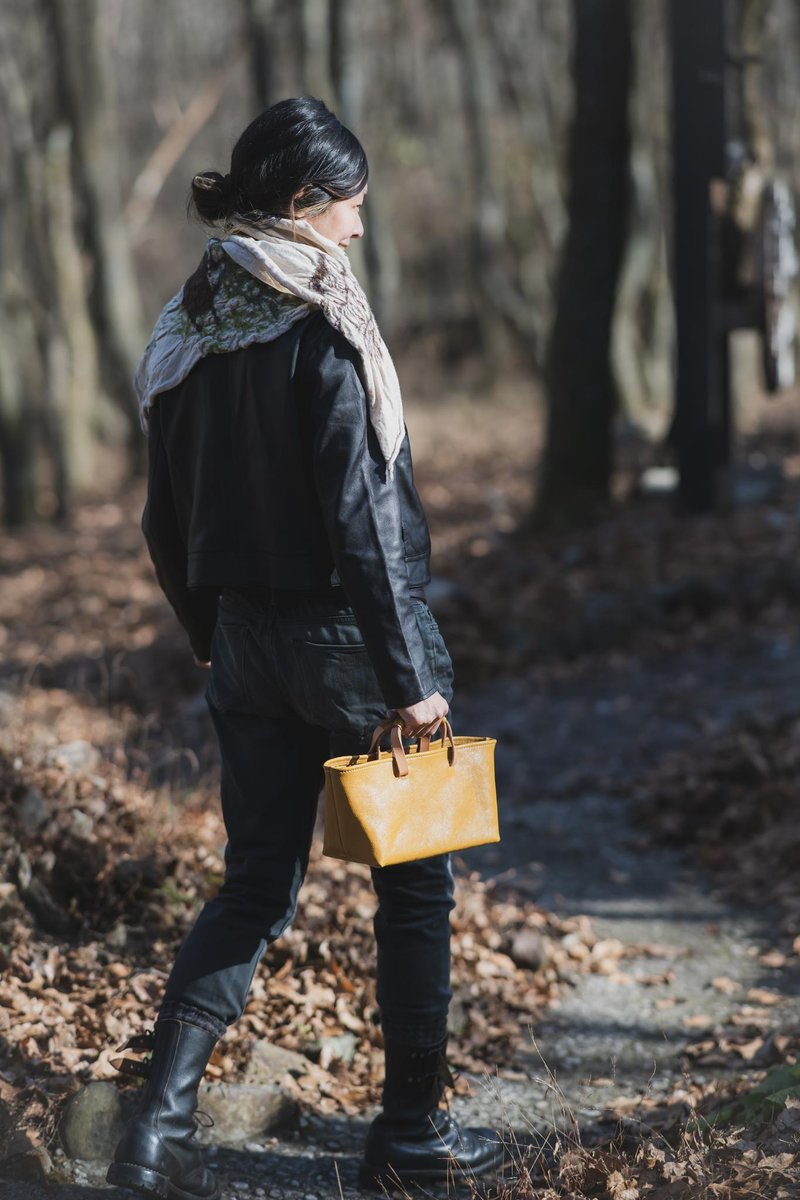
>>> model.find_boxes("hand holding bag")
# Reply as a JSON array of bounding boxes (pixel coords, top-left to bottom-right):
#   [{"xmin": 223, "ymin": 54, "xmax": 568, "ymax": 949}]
[{"xmin": 322, "ymin": 716, "xmax": 499, "ymax": 867}]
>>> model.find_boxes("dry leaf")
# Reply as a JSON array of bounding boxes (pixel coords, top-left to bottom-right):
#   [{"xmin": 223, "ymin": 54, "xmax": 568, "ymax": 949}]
[{"xmin": 710, "ymin": 976, "xmax": 742, "ymax": 995}]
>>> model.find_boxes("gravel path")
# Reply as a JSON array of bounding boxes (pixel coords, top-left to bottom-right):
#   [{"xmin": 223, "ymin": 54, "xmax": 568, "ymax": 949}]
[{"xmin": 10, "ymin": 628, "xmax": 800, "ymax": 1198}]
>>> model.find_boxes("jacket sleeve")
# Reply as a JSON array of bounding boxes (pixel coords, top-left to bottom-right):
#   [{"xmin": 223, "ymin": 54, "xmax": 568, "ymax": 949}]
[
  {"xmin": 141, "ymin": 407, "xmax": 219, "ymax": 661},
  {"xmin": 297, "ymin": 315, "xmax": 438, "ymax": 710}
]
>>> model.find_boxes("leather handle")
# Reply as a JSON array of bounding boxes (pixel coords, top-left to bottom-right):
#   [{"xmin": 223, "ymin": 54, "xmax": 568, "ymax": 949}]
[{"xmin": 367, "ymin": 716, "xmax": 456, "ymax": 779}]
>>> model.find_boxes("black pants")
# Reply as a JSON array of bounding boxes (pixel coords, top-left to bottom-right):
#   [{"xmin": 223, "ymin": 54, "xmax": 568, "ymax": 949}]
[{"xmin": 161, "ymin": 588, "xmax": 456, "ymax": 1046}]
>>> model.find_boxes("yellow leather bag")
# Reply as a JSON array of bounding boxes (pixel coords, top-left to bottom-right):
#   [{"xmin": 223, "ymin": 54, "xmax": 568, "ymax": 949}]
[{"xmin": 322, "ymin": 717, "xmax": 499, "ymax": 867}]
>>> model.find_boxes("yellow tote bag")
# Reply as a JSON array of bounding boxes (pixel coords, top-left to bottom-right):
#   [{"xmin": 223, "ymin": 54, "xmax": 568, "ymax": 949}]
[{"xmin": 322, "ymin": 717, "xmax": 499, "ymax": 868}]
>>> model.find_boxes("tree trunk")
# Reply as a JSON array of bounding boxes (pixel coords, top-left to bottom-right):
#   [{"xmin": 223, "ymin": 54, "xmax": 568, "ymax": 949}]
[
  {"xmin": 243, "ymin": 0, "xmax": 280, "ymax": 108},
  {"xmin": 43, "ymin": 0, "xmax": 145, "ymax": 443},
  {"xmin": 535, "ymin": 0, "xmax": 632, "ymax": 526},
  {"xmin": 0, "ymin": 295, "xmax": 39, "ymax": 528},
  {"xmin": 44, "ymin": 124, "xmax": 103, "ymax": 495},
  {"xmin": 329, "ymin": 0, "xmax": 397, "ymax": 332},
  {"xmin": 291, "ymin": 0, "xmax": 334, "ymax": 99},
  {"xmin": 0, "ymin": 24, "xmax": 51, "ymax": 525},
  {"xmin": 441, "ymin": 0, "xmax": 523, "ymax": 362}
]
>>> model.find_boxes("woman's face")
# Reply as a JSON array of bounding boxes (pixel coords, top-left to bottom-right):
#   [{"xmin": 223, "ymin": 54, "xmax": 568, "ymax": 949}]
[{"xmin": 304, "ymin": 184, "xmax": 367, "ymax": 250}]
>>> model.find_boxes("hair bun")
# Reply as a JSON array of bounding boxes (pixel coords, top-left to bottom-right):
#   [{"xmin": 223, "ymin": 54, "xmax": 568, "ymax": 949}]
[{"xmin": 190, "ymin": 170, "xmax": 232, "ymax": 221}]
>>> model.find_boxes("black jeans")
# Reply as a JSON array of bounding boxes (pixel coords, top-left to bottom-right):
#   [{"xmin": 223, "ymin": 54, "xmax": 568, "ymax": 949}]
[{"xmin": 161, "ymin": 588, "xmax": 456, "ymax": 1047}]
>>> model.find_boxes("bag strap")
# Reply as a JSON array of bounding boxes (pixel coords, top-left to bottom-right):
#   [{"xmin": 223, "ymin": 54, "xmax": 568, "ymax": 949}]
[{"xmin": 367, "ymin": 716, "xmax": 456, "ymax": 778}]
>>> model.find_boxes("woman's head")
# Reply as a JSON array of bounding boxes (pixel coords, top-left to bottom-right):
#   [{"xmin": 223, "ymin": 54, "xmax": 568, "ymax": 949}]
[{"xmin": 190, "ymin": 96, "xmax": 368, "ymax": 247}]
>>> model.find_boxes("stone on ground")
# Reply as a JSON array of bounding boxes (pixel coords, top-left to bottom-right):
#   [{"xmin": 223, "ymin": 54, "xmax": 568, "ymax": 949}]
[
  {"xmin": 243, "ymin": 1040, "xmax": 309, "ymax": 1085},
  {"xmin": 196, "ymin": 1082, "xmax": 296, "ymax": 1146},
  {"xmin": 59, "ymin": 1082, "xmax": 123, "ymax": 1162}
]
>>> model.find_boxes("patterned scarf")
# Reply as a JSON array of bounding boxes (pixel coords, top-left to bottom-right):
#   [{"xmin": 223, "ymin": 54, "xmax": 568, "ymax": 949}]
[{"xmin": 134, "ymin": 216, "xmax": 405, "ymax": 477}]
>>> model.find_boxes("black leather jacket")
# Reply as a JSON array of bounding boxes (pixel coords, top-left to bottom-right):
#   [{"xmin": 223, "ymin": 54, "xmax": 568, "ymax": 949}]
[{"xmin": 142, "ymin": 310, "xmax": 437, "ymax": 708}]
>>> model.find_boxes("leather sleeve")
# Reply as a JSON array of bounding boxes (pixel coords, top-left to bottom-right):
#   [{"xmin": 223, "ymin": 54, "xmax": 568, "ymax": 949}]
[
  {"xmin": 297, "ymin": 315, "xmax": 438, "ymax": 710},
  {"xmin": 141, "ymin": 408, "xmax": 219, "ymax": 661}
]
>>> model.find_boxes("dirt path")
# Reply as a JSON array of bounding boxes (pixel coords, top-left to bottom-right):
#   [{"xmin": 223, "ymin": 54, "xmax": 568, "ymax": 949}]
[
  {"xmin": 452, "ymin": 629, "xmax": 800, "ymax": 1151},
  {"xmin": 12, "ymin": 629, "xmax": 800, "ymax": 1198}
]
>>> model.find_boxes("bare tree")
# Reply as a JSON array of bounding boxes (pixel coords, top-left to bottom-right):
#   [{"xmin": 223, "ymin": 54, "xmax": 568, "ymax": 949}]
[
  {"xmin": 43, "ymin": 0, "xmax": 145, "ymax": 438},
  {"xmin": 290, "ymin": 0, "xmax": 335, "ymax": 99},
  {"xmin": 0, "ymin": 21, "xmax": 53, "ymax": 524},
  {"xmin": 44, "ymin": 125, "xmax": 104, "ymax": 495},
  {"xmin": 328, "ymin": 0, "xmax": 397, "ymax": 330},
  {"xmin": 243, "ymin": 0, "xmax": 281, "ymax": 108},
  {"xmin": 440, "ymin": 0, "xmax": 529, "ymax": 361},
  {"xmin": 535, "ymin": 0, "xmax": 633, "ymax": 525}
]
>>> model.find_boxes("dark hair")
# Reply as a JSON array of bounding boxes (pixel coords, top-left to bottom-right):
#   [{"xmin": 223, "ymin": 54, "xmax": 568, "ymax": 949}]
[{"xmin": 190, "ymin": 96, "xmax": 368, "ymax": 225}]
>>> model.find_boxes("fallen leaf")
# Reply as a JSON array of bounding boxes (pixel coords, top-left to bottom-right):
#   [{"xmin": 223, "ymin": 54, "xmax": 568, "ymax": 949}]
[
  {"xmin": 710, "ymin": 975, "xmax": 742, "ymax": 995},
  {"xmin": 746, "ymin": 988, "xmax": 783, "ymax": 1007}
]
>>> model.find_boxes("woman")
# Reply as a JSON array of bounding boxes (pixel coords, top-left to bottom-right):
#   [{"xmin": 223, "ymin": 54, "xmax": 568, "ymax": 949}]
[{"xmin": 106, "ymin": 97, "xmax": 504, "ymax": 1197}]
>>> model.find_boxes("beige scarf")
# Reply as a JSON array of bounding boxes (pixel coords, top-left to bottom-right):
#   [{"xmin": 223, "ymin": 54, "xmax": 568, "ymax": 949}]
[
  {"xmin": 222, "ymin": 216, "xmax": 405, "ymax": 477},
  {"xmin": 135, "ymin": 216, "xmax": 405, "ymax": 479}
]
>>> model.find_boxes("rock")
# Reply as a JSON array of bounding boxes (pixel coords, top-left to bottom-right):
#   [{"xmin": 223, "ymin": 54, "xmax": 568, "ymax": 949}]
[
  {"xmin": 314, "ymin": 1033, "xmax": 356, "ymax": 1069},
  {"xmin": 196, "ymin": 1083, "xmax": 295, "ymax": 1146},
  {"xmin": 14, "ymin": 786, "xmax": 49, "ymax": 835},
  {"xmin": 510, "ymin": 929, "xmax": 551, "ymax": 972},
  {"xmin": 45, "ymin": 740, "xmax": 99, "ymax": 773},
  {"xmin": 243, "ymin": 1040, "xmax": 308, "ymax": 1085},
  {"xmin": 69, "ymin": 809, "xmax": 94, "ymax": 840},
  {"xmin": 59, "ymin": 1082, "xmax": 124, "ymax": 1162}
]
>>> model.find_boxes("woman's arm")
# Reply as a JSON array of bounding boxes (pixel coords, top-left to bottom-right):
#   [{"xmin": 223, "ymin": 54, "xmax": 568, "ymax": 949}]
[
  {"xmin": 141, "ymin": 408, "xmax": 219, "ymax": 663},
  {"xmin": 298, "ymin": 315, "xmax": 438, "ymax": 711}
]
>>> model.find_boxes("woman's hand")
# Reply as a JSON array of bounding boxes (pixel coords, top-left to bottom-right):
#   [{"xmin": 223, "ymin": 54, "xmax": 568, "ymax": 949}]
[{"xmin": 387, "ymin": 691, "xmax": 449, "ymax": 739}]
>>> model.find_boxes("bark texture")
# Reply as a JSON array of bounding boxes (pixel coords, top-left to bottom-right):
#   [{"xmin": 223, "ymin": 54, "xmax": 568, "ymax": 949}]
[{"xmin": 536, "ymin": 0, "xmax": 632, "ymax": 525}]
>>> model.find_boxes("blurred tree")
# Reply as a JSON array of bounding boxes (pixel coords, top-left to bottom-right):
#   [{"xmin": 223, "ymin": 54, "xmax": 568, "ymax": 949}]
[
  {"xmin": 441, "ymin": 0, "xmax": 540, "ymax": 363},
  {"xmin": 535, "ymin": 0, "xmax": 632, "ymax": 526},
  {"xmin": 612, "ymin": 0, "xmax": 673, "ymax": 440},
  {"xmin": 329, "ymin": 0, "xmax": 395, "ymax": 330},
  {"xmin": 44, "ymin": 0, "xmax": 145, "ymax": 443},
  {"xmin": 124, "ymin": 67, "xmax": 232, "ymax": 241},
  {"xmin": 483, "ymin": 1, "xmax": 569, "ymax": 363},
  {"xmin": 44, "ymin": 125, "xmax": 104, "ymax": 503},
  {"xmin": 0, "ymin": 23, "xmax": 47, "ymax": 526},
  {"xmin": 244, "ymin": 0, "xmax": 281, "ymax": 107},
  {"xmin": 0, "ymin": 0, "xmax": 796, "ymax": 530},
  {"xmin": 290, "ymin": 0, "xmax": 335, "ymax": 99},
  {"xmin": 441, "ymin": 0, "xmax": 510, "ymax": 361}
]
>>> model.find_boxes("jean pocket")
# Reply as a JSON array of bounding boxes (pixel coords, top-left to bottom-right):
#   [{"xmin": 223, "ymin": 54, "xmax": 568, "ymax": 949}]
[{"xmin": 289, "ymin": 631, "xmax": 384, "ymax": 733}]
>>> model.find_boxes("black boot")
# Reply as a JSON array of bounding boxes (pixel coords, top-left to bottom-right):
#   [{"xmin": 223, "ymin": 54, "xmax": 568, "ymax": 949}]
[
  {"xmin": 106, "ymin": 1017, "xmax": 220, "ymax": 1200},
  {"xmin": 359, "ymin": 1037, "xmax": 506, "ymax": 1189}
]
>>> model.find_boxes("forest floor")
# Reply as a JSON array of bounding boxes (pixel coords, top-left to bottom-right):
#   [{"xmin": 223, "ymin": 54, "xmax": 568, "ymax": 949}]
[{"xmin": 4, "ymin": 381, "xmax": 800, "ymax": 1197}]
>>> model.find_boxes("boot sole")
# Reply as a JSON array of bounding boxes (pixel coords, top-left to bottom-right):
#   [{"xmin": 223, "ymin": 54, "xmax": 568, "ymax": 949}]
[
  {"xmin": 359, "ymin": 1140, "xmax": 507, "ymax": 1189},
  {"xmin": 106, "ymin": 1161, "xmax": 221, "ymax": 1200}
]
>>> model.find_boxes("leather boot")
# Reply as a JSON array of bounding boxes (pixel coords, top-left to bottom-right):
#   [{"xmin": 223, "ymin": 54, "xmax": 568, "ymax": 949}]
[
  {"xmin": 359, "ymin": 1036, "xmax": 506, "ymax": 1188},
  {"xmin": 106, "ymin": 1017, "xmax": 220, "ymax": 1199}
]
